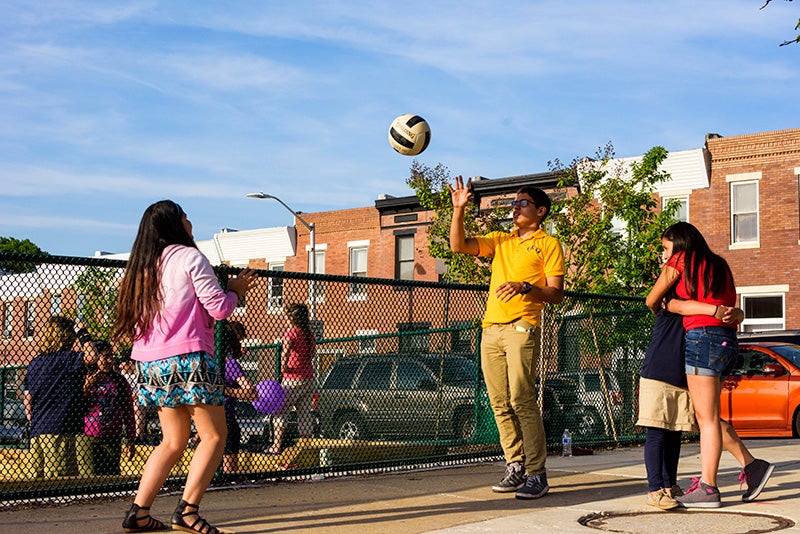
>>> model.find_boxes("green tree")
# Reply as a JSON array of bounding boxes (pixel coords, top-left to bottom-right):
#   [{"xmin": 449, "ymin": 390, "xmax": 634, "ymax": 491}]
[
  {"xmin": 0, "ymin": 236, "xmax": 48, "ymax": 274},
  {"xmin": 67, "ymin": 265, "xmax": 120, "ymax": 342},
  {"xmin": 405, "ymin": 160, "xmax": 508, "ymax": 284},
  {"xmin": 405, "ymin": 145, "xmax": 678, "ymax": 294},
  {"xmin": 548, "ymin": 143, "xmax": 679, "ymax": 296}
]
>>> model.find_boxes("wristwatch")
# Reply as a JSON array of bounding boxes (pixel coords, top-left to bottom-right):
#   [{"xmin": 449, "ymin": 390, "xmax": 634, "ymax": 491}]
[{"xmin": 521, "ymin": 281, "xmax": 532, "ymax": 294}]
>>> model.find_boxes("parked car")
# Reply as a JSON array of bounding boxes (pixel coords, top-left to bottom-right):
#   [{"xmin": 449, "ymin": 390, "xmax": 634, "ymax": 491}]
[
  {"xmin": 545, "ymin": 369, "xmax": 623, "ymax": 434},
  {"xmin": 319, "ymin": 353, "xmax": 477, "ymax": 441},
  {"xmin": 318, "ymin": 353, "xmax": 605, "ymax": 442},
  {"xmin": 0, "ymin": 400, "xmax": 28, "ymax": 447},
  {"xmin": 721, "ymin": 341, "xmax": 800, "ymax": 438},
  {"xmin": 143, "ymin": 399, "xmax": 319, "ymax": 451},
  {"xmin": 738, "ymin": 330, "xmax": 800, "ymax": 345}
]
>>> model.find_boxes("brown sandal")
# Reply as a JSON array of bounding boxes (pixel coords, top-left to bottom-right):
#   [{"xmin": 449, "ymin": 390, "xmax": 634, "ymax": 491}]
[
  {"xmin": 122, "ymin": 503, "xmax": 168, "ymax": 532},
  {"xmin": 171, "ymin": 499, "xmax": 221, "ymax": 534}
]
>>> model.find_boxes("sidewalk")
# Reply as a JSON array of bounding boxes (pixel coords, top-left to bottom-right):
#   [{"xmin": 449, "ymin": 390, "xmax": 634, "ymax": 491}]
[{"xmin": 3, "ymin": 438, "xmax": 799, "ymax": 533}]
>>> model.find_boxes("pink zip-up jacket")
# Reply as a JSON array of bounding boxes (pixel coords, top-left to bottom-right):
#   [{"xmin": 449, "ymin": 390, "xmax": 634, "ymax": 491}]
[{"xmin": 131, "ymin": 244, "xmax": 239, "ymax": 362}]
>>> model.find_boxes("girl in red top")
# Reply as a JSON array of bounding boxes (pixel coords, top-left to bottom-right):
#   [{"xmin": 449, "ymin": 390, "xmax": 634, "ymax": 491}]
[
  {"xmin": 647, "ymin": 222, "xmax": 739, "ymax": 508},
  {"xmin": 267, "ymin": 303, "xmax": 316, "ymax": 454}
]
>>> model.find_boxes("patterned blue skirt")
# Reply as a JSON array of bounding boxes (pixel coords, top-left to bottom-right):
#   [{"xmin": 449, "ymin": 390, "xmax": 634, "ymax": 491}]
[{"xmin": 136, "ymin": 352, "xmax": 224, "ymax": 408}]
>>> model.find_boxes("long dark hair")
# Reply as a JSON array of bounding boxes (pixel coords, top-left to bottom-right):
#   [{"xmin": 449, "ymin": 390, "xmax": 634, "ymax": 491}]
[
  {"xmin": 286, "ymin": 303, "xmax": 314, "ymax": 345},
  {"xmin": 113, "ymin": 200, "xmax": 197, "ymax": 343},
  {"xmin": 661, "ymin": 221, "xmax": 734, "ymax": 299}
]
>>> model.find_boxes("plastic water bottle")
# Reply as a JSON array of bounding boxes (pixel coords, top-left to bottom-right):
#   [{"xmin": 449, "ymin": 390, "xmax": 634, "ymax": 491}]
[{"xmin": 562, "ymin": 428, "xmax": 572, "ymax": 457}]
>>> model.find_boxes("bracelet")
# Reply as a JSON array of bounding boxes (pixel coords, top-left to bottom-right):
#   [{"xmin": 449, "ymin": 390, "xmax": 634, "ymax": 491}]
[{"xmin": 712, "ymin": 305, "xmax": 719, "ymax": 318}]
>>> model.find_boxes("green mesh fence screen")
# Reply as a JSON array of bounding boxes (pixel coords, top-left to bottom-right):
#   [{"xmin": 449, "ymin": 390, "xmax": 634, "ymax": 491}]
[{"xmin": 0, "ymin": 252, "xmax": 653, "ymax": 506}]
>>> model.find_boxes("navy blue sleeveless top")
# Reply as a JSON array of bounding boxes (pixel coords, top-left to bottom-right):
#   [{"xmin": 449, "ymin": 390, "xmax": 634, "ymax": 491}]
[{"xmin": 640, "ymin": 308, "xmax": 687, "ymax": 388}]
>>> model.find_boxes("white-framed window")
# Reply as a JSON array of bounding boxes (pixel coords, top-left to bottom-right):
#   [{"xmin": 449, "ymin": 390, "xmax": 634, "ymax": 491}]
[
  {"xmin": 356, "ymin": 329, "xmax": 378, "ymax": 354},
  {"xmin": 307, "ymin": 246, "xmax": 326, "ymax": 304},
  {"xmin": 76, "ymin": 293, "xmax": 87, "ymax": 323},
  {"xmin": 796, "ymin": 167, "xmax": 800, "ymax": 244},
  {"xmin": 267, "ymin": 263, "xmax": 284, "ymax": 311},
  {"xmin": 2, "ymin": 303, "xmax": 12, "ymax": 339},
  {"xmin": 348, "ymin": 241, "xmax": 369, "ymax": 300},
  {"xmin": 662, "ymin": 195, "xmax": 689, "ymax": 222},
  {"xmin": 738, "ymin": 285, "xmax": 787, "ymax": 332},
  {"xmin": 25, "ymin": 301, "xmax": 35, "ymax": 338},
  {"xmin": 50, "ymin": 293, "xmax": 62, "ymax": 316},
  {"xmin": 396, "ymin": 235, "xmax": 415, "ymax": 281},
  {"xmin": 728, "ymin": 172, "xmax": 760, "ymax": 248}
]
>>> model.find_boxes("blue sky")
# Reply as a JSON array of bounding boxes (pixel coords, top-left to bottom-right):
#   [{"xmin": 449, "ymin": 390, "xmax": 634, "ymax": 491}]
[{"xmin": 1, "ymin": 1, "xmax": 798, "ymax": 257}]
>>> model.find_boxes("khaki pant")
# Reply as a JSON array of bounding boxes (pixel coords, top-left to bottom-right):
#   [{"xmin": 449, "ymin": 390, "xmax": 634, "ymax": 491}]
[
  {"xmin": 29, "ymin": 433, "xmax": 77, "ymax": 478},
  {"xmin": 481, "ymin": 321, "xmax": 546, "ymax": 475}
]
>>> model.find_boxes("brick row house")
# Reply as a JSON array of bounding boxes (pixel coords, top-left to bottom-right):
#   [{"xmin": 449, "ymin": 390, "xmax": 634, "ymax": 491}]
[{"xmin": 2, "ymin": 127, "xmax": 799, "ymax": 371}]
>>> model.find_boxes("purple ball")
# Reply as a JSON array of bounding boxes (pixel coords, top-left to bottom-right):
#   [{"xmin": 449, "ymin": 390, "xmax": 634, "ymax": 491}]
[{"xmin": 253, "ymin": 380, "xmax": 285, "ymax": 414}]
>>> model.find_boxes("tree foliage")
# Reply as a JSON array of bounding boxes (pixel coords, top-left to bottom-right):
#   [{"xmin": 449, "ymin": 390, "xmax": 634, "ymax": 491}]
[
  {"xmin": 405, "ymin": 144, "xmax": 679, "ymax": 296},
  {"xmin": 762, "ymin": 0, "xmax": 800, "ymax": 46},
  {"xmin": 405, "ymin": 160, "xmax": 508, "ymax": 284},
  {"xmin": 0, "ymin": 236, "xmax": 48, "ymax": 274},
  {"xmin": 67, "ymin": 266, "xmax": 120, "ymax": 342},
  {"xmin": 548, "ymin": 143, "xmax": 679, "ymax": 296}
]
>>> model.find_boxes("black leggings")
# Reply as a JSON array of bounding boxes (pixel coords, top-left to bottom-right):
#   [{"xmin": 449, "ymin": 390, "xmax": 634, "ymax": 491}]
[{"xmin": 644, "ymin": 427, "xmax": 682, "ymax": 492}]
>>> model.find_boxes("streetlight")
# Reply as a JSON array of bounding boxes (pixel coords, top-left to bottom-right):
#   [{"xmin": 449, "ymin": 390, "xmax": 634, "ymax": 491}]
[{"xmin": 247, "ymin": 192, "xmax": 316, "ymax": 317}]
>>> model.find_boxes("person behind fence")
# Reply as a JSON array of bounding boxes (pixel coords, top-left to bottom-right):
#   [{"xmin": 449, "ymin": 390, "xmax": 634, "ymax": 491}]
[
  {"xmin": 646, "ymin": 221, "xmax": 773, "ymax": 508},
  {"xmin": 113, "ymin": 200, "xmax": 256, "ymax": 534},
  {"xmin": 267, "ymin": 303, "xmax": 316, "ymax": 455},
  {"xmin": 448, "ymin": 176, "xmax": 564, "ymax": 500},
  {"xmin": 222, "ymin": 320, "xmax": 257, "ymax": 473},
  {"xmin": 22, "ymin": 316, "xmax": 98, "ymax": 478},
  {"xmin": 119, "ymin": 348, "xmax": 152, "ymax": 444},
  {"xmin": 77, "ymin": 340, "xmax": 136, "ymax": 477}
]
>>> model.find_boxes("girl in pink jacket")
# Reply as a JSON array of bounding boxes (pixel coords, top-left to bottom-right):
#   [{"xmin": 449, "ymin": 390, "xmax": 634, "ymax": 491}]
[{"xmin": 114, "ymin": 200, "xmax": 255, "ymax": 534}]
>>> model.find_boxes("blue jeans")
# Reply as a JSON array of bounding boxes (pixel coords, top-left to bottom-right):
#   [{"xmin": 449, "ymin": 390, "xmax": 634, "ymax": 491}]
[{"xmin": 684, "ymin": 327, "xmax": 738, "ymax": 377}]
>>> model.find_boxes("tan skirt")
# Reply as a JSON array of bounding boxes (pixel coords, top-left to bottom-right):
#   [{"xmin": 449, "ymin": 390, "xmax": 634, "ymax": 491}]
[{"xmin": 636, "ymin": 377, "xmax": 698, "ymax": 432}]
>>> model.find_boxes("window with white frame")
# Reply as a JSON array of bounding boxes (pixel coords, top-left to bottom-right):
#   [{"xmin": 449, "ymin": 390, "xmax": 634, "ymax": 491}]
[
  {"xmin": 662, "ymin": 196, "xmax": 689, "ymax": 222},
  {"xmin": 76, "ymin": 293, "xmax": 87, "ymax": 323},
  {"xmin": 25, "ymin": 301, "xmax": 35, "ymax": 338},
  {"xmin": 348, "ymin": 242, "xmax": 368, "ymax": 299},
  {"xmin": 267, "ymin": 263, "xmax": 284, "ymax": 310},
  {"xmin": 356, "ymin": 329, "xmax": 378, "ymax": 354},
  {"xmin": 740, "ymin": 291, "xmax": 785, "ymax": 333},
  {"xmin": 395, "ymin": 234, "xmax": 415, "ymax": 281},
  {"xmin": 308, "ymin": 247, "xmax": 325, "ymax": 303},
  {"xmin": 50, "ymin": 293, "xmax": 62, "ymax": 316},
  {"xmin": 728, "ymin": 172, "xmax": 760, "ymax": 246},
  {"xmin": 2, "ymin": 303, "xmax": 12, "ymax": 339}
]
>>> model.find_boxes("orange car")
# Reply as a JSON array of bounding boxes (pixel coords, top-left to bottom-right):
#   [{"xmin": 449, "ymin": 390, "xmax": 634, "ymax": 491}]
[{"xmin": 720, "ymin": 342, "xmax": 800, "ymax": 438}]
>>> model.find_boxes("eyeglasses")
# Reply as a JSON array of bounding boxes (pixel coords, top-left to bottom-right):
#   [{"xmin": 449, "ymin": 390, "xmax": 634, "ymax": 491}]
[{"xmin": 510, "ymin": 199, "xmax": 535, "ymax": 208}]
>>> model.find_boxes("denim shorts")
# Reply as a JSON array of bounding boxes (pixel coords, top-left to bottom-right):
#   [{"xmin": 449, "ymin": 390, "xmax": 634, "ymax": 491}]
[{"xmin": 684, "ymin": 327, "xmax": 738, "ymax": 377}]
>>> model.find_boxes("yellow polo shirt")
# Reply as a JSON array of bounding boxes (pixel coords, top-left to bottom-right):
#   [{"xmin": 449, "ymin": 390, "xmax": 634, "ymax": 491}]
[{"xmin": 475, "ymin": 228, "xmax": 565, "ymax": 328}]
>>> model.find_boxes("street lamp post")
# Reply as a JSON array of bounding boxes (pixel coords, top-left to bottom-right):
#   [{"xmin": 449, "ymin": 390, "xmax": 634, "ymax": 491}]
[{"xmin": 247, "ymin": 192, "xmax": 316, "ymax": 317}]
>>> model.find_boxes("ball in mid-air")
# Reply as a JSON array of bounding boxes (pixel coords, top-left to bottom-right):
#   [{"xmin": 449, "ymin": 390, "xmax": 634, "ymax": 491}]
[{"xmin": 388, "ymin": 114, "xmax": 431, "ymax": 156}]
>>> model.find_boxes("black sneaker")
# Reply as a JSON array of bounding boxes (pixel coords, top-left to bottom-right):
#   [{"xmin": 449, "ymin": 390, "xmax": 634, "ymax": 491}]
[
  {"xmin": 515, "ymin": 472, "xmax": 549, "ymax": 500},
  {"xmin": 491, "ymin": 462, "xmax": 526, "ymax": 493},
  {"xmin": 740, "ymin": 459, "xmax": 775, "ymax": 502}
]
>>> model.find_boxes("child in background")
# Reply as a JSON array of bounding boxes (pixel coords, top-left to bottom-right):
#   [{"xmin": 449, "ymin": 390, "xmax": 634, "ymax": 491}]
[
  {"xmin": 222, "ymin": 321, "xmax": 256, "ymax": 474},
  {"xmin": 78, "ymin": 340, "xmax": 136, "ymax": 476}
]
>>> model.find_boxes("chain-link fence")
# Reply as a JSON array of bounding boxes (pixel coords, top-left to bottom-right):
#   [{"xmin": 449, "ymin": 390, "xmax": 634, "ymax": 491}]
[{"xmin": 0, "ymin": 252, "xmax": 653, "ymax": 506}]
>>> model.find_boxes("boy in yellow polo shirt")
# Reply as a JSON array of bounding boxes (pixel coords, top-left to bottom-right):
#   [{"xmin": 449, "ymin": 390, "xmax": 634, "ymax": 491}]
[{"xmin": 449, "ymin": 176, "xmax": 565, "ymax": 500}]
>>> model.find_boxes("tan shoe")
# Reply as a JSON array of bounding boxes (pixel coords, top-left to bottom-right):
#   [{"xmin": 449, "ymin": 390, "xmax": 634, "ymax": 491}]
[{"xmin": 647, "ymin": 488, "xmax": 679, "ymax": 510}]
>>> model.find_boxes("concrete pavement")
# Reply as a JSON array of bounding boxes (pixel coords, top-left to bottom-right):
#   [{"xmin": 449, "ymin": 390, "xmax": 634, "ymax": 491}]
[{"xmin": 2, "ymin": 438, "xmax": 799, "ymax": 533}]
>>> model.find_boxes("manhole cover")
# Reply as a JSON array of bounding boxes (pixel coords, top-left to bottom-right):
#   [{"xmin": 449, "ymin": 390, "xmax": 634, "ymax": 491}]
[{"xmin": 579, "ymin": 510, "xmax": 795, "ymax": 533}]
